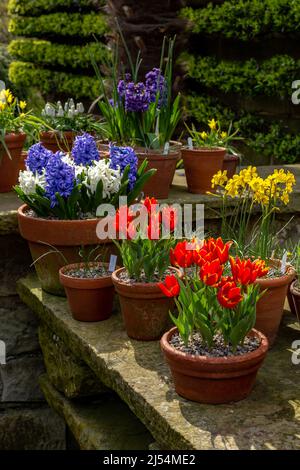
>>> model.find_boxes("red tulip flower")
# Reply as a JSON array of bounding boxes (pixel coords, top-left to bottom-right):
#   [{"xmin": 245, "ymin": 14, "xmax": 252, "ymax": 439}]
[
  {"xmin": 143, "ymin": 197, "xmax": 158, "ymax": 213},
  {"xmin": 158, "ymin": 275, "xmax": 180, "ymax": 297},
  {"xmin": 170, "ymin": 241, "xmax": 194, "ymax": 268},
  {"xmin": 194, "ymin": 237, "xmax": 231, "ymax": 266},
  {"xmin": 230, "ymin": 257, "xmax": 269, "ymax": 285},
  {"xmin": 217, "ymin": 281, "xmax": 243, "ymax": 309},
  {"xmin": 161, "ymin": 206, "xmax": 178, "ymax": 232},
  {"xmin": 200, "ymin": 258, "xmax": 223, "ymax": 287}
]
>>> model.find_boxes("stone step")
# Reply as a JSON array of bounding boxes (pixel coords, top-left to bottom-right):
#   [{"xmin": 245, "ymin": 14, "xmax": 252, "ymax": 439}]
[
  {"xmin": 39, "ymin": 375, "xmax": 153, "ymax": 450},
  {"xmin": 18, "ymin": 274, "xmax": 300, "ymax": 450}
]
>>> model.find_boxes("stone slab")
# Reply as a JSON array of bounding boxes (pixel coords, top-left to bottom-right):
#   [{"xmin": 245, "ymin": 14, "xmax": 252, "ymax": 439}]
[
  {"xmin": 0, "ymin": 354, "xmax": 45, "ymax": 402},
  {"xmin": 17, "ymin": 274, "xmax": 300, "ymax": 450},
  {"xmin": 0, "ymin": 403, "xmax": 66, "ymax": 450},
  {"xmin": 39, "ymin": 375, "xmax": 153, "ymax": 450},
  {"xmin": 0, "ymin": 296, "xmax": 39, "ymax": 356},
  {"xmin": 39, "ymin": 324, "xmax": 107, "ymax": 399}
]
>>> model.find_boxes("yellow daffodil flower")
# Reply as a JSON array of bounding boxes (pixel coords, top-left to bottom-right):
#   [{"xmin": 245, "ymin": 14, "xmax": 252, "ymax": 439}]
[
  {"xmin": 208, "ymin": 118, "xmax": 217, "ymax": 130},
  {"xmin": 211, "ymin": 170, "xmax": 228, "ymax": 188},
  {"xmin": 19, "ymin": 101, "xmax": 27, "ymax": 110},
  {"xmin": 200, "ymin": 131, "xmax": 208, "ymax": 140}
]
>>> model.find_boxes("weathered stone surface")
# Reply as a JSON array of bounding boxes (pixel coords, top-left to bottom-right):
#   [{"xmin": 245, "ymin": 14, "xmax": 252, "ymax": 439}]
[
  {"xmin": 40, "ymin": 375, "xmax": 153, "ymax": 450},
  {"xmin": 0, "ymin": 296, "xmax": 39, "ymax": 356},
  {"xmin": 39, "ymin": 324, "xmax": 107, "ymax": 399},
  {"xmin": 18, "ymin": 274, "xmax": 300, "ymax": 450},
  {"xmin": 0, "ymin": 234, "xmax": 32, "ymax": 297},
  {"xmin": 0, "ymin": 192, "xmax": 19, "ymax": 235},
  {"xmin": 0, "ymin": 403, "xmax": 66, "ymax": 450},
  {"xmin": 0, "ymin": 354, "xmax": 45, "ymax": 402}
]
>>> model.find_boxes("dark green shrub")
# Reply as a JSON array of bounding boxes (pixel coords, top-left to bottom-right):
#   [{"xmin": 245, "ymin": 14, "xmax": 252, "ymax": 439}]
[
  {"xmin": 9, "ymin": 61, "xmax": 100, "ymax": 99},
  {"xmin": 9, "ymin": 39, "xmax": 110, "ymax": 69},
  {"xmin": 8, "ymin": 0, "xmax": 103, "ymax": 16}
]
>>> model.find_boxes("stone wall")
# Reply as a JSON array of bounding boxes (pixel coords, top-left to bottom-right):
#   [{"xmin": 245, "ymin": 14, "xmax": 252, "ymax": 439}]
[{"xmin": 0, "ymin": 213, "xmax": 66, "ymax": 450}]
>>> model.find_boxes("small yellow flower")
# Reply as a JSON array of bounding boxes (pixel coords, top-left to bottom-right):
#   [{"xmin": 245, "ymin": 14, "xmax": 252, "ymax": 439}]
[
  {"xmin": 19, "ymin": 113, "xmax": 25, "ymax": 118},
  {"xmin": 208, "ymin": 118, "xmax": 217, "ymax": 130},
  {"xmin": 221, "ymin": 131, "xmax": 227, "ymax": 139},
  {"xmin": 0, "ymin": 102, "xmax": 6, "ymax": 111},
  {"xmin": 211, "ymin": 170, "xmax": 228, "ymax": 188},
  {"xmin": 19, "ymin": 100, "xmax": 27, "ymax": 110},
  {"xmin": 5, "ymin": 89, "xmax": 14, "ymax": 104},
  {"xmin": 200, "ymin": 131, "xmax": 208, "ymax": 140}
]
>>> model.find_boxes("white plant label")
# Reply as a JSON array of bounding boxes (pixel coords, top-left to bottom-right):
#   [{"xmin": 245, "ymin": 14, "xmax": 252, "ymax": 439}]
[
  {"xmin": 187, "ymin": 137, "xmax": 193, "ymax": 149},
  {"xmin": 108, "ymin": 254, "xmax": 118, "ymax": 272},
  {"xmin": 163, "ymin": 142, "xmax": 170, "ymax": 155}
]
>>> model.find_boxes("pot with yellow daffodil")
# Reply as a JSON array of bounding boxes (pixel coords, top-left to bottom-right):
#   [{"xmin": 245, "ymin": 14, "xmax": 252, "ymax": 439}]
[
  {"xmin": 0, "ymin": 89, "xmax": 42, "ymax": 192},
  {"xmin": 182, "ymin": 119, "xmax": 241, "ymax": 194},
  {"xmin": 210, "ymin": 166, "xmax": 297, "ymax": 346}
]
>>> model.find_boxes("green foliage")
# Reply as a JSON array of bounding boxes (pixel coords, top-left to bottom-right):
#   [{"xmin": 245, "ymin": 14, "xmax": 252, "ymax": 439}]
[
  {"xmin": 0, "ymin": 44, "xmax": 10, "ymax": 85},
  {"xmin": 8, "ymin": 39, "xmax": 110, "ymax": 70},
  {"xmin": 183, "ymin": 53, "xmax": 300, "ymax": 99},
  {"xmin": 9, "ymin": 61, "xmax": 100, "ymax": 99},
  {"xmin": 181, "ymin": 0, "xmax": 300, "ymax": 40},
  {"xmin": 115, "ymin": 237, "xmax": 173, "ymax": 283},
  {"xmin": 185, "ymin": 93, "xmax": 300, "ymax": 164},
  {"xmin": 9, "ymin": 12, "xmax": 108, "ymax": 38},
  {"xmin": 8, "ymin": 0, "xmax": 103, "ymax": 16}
]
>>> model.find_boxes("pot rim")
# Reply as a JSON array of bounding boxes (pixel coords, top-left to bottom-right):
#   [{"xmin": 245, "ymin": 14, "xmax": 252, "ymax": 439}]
[
  {"xmin": 40, "ymin": 130, "xmax": 76, "ymax": 137},
  {"xmin": 59, "ymin": 262, "xmax": 114, "ymax": 289},
  {"xmin": 18, "ymin": 203, "xmax": 100, "ymax": 224},
  {"xmin": 255, "ymin": 259, "xmax": 296, "ymax": 287},
  {"xmin": 182, "ymin": 146, "xmax": 226, "ymax": 152},
  {"xmin": 290, "ymin": 279, "xmax": 300, "ymax": 296},
  {"xmin": 111, "ymin": 266, "xmax": 182, "ymax": 288},
  {"xmin": 3, "ymin": 132, "xmax": 26, "ymax": 141},
  {"xmin": 161, "ymin": 326, "xmax": 269, "ymax": 365}
]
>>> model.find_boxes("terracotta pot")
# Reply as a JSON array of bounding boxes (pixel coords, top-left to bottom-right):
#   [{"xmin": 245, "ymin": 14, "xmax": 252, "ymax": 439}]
[
  {"xmin": 19, "ymin": 150, "xmax": 27, "ymax": 172},
  {"xmin": 182, "ymin": 147, "xmax": 226, "ymax": 194},
  {"xmin": 0, "ymin": 133, "xmax": 26, "ymax": 192},
  {"xmin": 136, "ymin": 149, "xmax": 180, "ymax": 199},
  {"xmin": 222, "ymin": 153, "xmax": 240, "ymax": 179},
  {"xmin": 289, "ymin": 280, "xmax": 300, "ymax": 320},
  {"xmin": 40, "ymin": 131, "xmax": 76, "ymax": 152},
  {"xmin": 255, "ymin": 263, "xmax": 296, "ymax": 347},
  {"xmin": 59, "ymin": 262, "xmax": 115, "ymax": 322},
  {"xmin": 112, "ymin": 267, "xmax": 182, "ymax": 340},
  {"xmin": 18, "ymin": 204, "xmax": 116, "ymax": 296},
  {"xmin": 161, "ymin": 327, "xmax": 268, "ymax": 404}
]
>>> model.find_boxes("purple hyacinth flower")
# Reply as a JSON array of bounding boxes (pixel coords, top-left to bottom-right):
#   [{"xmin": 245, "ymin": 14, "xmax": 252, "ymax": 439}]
[
  {"xmin": 71, "ymin": 133, "xmax": 99, "ymax": 166},
  {"xmin": 145, "ymin": 67, "xmax": 168, "ymax": 108},
  {"xmin": 45, "ymin": 152, "xmax": 75, "ymax": 207},
  {"xmin": 124, "ymin": 82, "xmax": 150, "ymax": 113},
  {"xmin": 109, "ymin": 144, "xmax": 138, "ymax": 191},
  {"xmin": 25, "ymin": 143, "xmax": 53, "ymax": 174}
]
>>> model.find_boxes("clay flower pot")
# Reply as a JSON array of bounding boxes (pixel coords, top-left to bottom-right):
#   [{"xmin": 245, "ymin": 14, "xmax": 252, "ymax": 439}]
[
  {"xmin": 111, "ymin": 267, "xmax": 182, "ymax": 340},
  {"xmin": 289, "ymin": 280, "xmax": 300, "ymax": 320},
  {"xmin": 136, "ymin": 148, "xmax": 180, "ymax": 199},
  {"xmin": 18, "ymin": 204, "xmax": 115, "ymax": 296},
  {"xmin": 255, "ymin": 263, "xmax": 296, "ymax": 347},
  {"xmin": 40, "ymin": 131, "xmax": 76, "ymax": 153},
  {"xmin": 0, "ymin": 133, "xmax": 26, "ymax": 193},
  {"xmin": 161, "ymin": 327, "xmax": 268, "ymax": 404},
  {"xmin": 182, "ymin": 147, "xmax": 226, "ymax": 194},
  {"xmin": 59, "ymin": 262, "xmax": 115, "ymax": 322},
  {"xmin": 222, "ymin": 153, "xmax": 240, "ymax": 179}
]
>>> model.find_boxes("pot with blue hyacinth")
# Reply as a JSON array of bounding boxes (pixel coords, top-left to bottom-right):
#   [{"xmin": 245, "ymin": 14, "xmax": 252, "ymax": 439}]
[
  {"xmin": 15, "ymin": 133, "xmax": 155, "ymax": 295},
  {"xmin": 94, "ymin": 37, "xmax": 182, "ymax": 199}
]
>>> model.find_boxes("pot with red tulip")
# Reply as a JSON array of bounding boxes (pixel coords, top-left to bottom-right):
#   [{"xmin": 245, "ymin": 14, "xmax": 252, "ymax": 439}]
[
  {"xmin": 111, "ymin": 197, "xmax": 182, "ymax": 340},
  {"xmin": 159, "ymin": 237, "xmax": 269, "ymax": 404}
]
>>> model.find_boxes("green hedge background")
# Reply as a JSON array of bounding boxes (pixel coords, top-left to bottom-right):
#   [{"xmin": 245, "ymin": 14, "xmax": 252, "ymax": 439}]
[
  {"xmin": 7, "ymin": 0, "xmax": 110, "ymax": 100},
  {"xmin": 180, "ymin": 0, "xmax": 300, "ymax": 164}
]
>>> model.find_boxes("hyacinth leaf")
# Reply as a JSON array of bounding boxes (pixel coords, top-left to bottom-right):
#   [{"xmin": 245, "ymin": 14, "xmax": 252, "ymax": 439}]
[{"xmin": 94, "ymin": 179, "xmax": 104, "ymax": 209}]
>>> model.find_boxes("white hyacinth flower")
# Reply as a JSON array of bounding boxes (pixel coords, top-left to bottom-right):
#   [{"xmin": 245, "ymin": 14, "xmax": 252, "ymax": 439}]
[
  {"xmin": 76, "ymin": 102, "xmax": 84, "ymax": 113},
  {"xmin": 83, "ymin": 160, "xmax": 121, "ymax": 199},
  {"xmin": 18, "ymin": 170, "xmax": 46, "ymax": 195},
  {"xmin": 57, "ymin": 105, "xmax": 64, "ymax": 117}
]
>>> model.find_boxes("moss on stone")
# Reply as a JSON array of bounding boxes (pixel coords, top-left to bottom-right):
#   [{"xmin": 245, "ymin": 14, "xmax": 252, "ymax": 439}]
[
  {"xmin": 39, "ymin": 324, "xmax": 106, "ymax": 399},
  {"xmin": 39, "ymin": 375, "xmax": 153, "ymax": 450}
]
